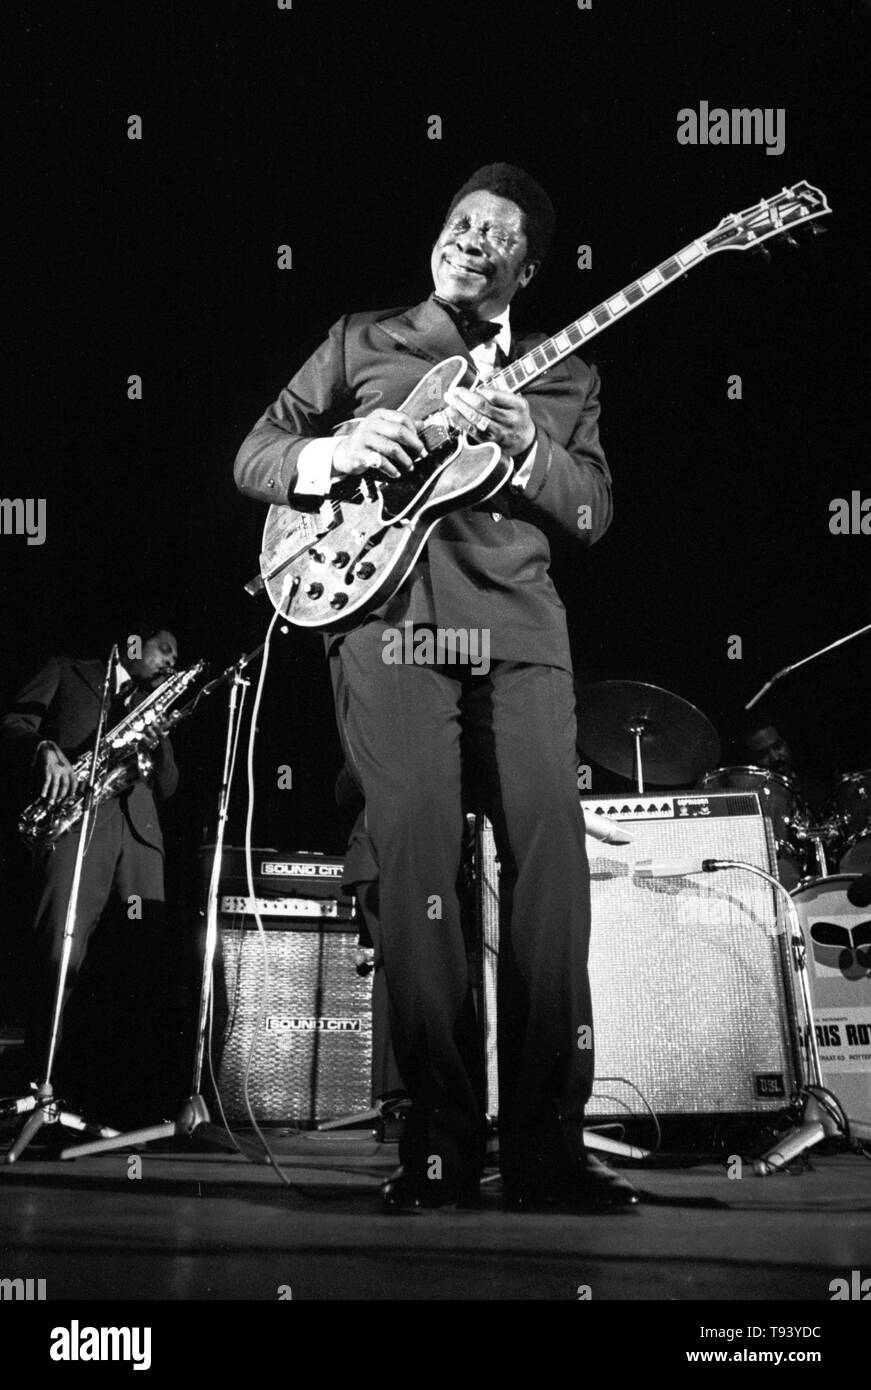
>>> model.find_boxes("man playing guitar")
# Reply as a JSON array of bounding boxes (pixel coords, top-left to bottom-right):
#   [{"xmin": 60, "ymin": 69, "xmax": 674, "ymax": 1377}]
[{"xmin": 235, "ymin": 164, "xmax": 637, "ymax": 1213}]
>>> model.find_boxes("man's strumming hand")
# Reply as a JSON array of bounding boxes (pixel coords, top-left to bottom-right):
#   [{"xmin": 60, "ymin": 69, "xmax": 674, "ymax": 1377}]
[{"xmin": 332, "ymin": 409, "xmax": 424, "ymax": 481}]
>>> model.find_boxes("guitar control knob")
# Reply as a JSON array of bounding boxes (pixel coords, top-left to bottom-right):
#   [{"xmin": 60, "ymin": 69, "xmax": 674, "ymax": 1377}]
[
  {"xmin": 306, "ymin": 582, "xmax": 324, "ymax": 599},
  {"xmin": 309, "ymin": 549, "xmax": 325, "ymax": 563},
  {"xmin": 329, "ymin": 593, "xmax": 349, "ymax": 610},
  {"xmin": 356, "ymin": 562, "xmax": 375, "ymax": 579},
  {"xmin": 331, "ymin": 551, "xmax": 351, "ymax": 567}
]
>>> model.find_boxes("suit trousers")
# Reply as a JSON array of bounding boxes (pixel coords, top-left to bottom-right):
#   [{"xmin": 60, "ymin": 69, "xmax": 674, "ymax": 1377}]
[
  {"xmin": 27, "ymin": 793, "xmax": 169, "ymax": 1115},
  {"xmin": 333, "ymin": 622, "xmax": 594, "ymax": 1190}
]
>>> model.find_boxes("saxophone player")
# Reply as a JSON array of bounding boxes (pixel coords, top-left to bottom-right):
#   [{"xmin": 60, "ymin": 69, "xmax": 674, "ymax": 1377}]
[{"xmin": 0, "ymin": 622, "xmax": 180, "ymax": 1127}]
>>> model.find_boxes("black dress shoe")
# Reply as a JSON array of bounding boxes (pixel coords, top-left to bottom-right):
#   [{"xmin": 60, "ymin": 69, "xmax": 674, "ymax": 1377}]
[
  {"xmin": 380, "ymin": 1165, "xmax": 480, "ymax": 1213},
  {"xmin": 503, "ymin": 1154, "xmax": 641, "ymax": 1213}
]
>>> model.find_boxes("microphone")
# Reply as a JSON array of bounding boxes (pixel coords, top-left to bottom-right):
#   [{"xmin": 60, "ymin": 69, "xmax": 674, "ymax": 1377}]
[
  {"xmin": 583, "ymin": 810, "xmax": 634, "ymax": 846},
  {"xmin": 846, "ymin": 874, "xmax": 871, "ymax": 908},
  {"xmin": 753, "ymin": 1122, "xmax": 828, "ymax": 1175},
  {"xmin": 635, "ymin": 857, "xmax": 724, "ymax": 878}
]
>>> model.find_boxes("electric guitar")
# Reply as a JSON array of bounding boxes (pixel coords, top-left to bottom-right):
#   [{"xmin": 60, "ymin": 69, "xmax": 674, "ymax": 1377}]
[{"xmin": 254, "ymin": 181, "xmax": 830, "ymax": 629}]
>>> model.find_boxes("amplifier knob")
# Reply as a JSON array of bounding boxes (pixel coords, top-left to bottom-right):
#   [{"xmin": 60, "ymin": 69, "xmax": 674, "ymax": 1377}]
[
  {"xmin": 329, "ymin": 593, "xmax": 350, "ymax": 610},
  {"xmin": 356, "ymin": 562, "xmax": 375, "ymax": 579},
  {"xmin": 306, "ymin": 582, "xmax": 324, "ymax": 599}
]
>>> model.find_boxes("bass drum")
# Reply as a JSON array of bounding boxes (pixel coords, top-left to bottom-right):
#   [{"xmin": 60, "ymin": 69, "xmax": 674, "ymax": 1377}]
[
  {"xmin": 790, "ymin": 875, "xmax": 871, "ymax": 1124},
  {"xmin": 826, "ymin": 770, "xmax": 871, "ymax": 873},
  {"xmin": 697, "ymin": 765, "xmax": 808, "ymax": 888}
]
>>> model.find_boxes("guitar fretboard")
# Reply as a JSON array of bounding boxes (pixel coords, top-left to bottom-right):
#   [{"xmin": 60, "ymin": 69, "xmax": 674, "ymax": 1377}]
[{"xmin": 488, "ymin": 237, "xmax": 711, "ymax": 393}]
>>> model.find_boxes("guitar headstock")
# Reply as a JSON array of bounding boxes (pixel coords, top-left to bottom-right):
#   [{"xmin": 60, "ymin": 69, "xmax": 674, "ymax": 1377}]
[{"xmin": 704, "ymin": 181, "xmax": 831, "ymax": 253}]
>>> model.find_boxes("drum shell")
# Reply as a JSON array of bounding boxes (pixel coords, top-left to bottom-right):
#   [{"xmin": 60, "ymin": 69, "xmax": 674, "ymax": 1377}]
[
  {"xmin": 698, "ymin": 765, "xmax": 809, "ymax": 887},
  {"xmin": 826, "ymin": 770, "xmax": 871, "ymax": 872}
]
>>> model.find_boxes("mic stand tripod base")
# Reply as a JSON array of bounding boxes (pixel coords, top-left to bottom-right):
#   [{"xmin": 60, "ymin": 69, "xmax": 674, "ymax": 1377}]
[
  {"xmin": 753, "ymin": 1089, "xmax": 847, "ymax": 1175},
  {"xmin": 583, "ymin": 1129, "xmax": 651, "ymax": 1161},
  {"xmin": 6, "ymin": 643, "xmax": 126, "ymax": 1167},
  {"xmin": 317, "ymin": 1106, "xmax": 386, "ymax": 1131},
  {"xmin": 4, "ymin": 1083, "xmax": 121, "ymax": 1164},
  {"xmin": 64, "ymin": 644, "xmax": 273, "ymax": 1168},
  {"xmin": 60, "ymin": 1093, "xmax": 266, "ymax": 1163}
]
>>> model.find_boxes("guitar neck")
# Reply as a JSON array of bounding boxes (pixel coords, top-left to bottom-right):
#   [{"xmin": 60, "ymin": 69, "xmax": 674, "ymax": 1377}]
[{"xmin": 489, "ymin": 235, "xmax": 712, "ymax": 393}]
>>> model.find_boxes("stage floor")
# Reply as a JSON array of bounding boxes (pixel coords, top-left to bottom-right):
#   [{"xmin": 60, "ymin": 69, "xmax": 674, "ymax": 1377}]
[{"xmin": 1, "ymin": 1125, "xmax": 869, "ymax": 1302}]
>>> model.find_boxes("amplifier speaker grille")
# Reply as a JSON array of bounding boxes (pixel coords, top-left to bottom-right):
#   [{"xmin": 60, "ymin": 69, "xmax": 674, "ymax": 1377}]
[
  {"xmin": 479, "ymin": 793, "xmax": 800, "ymax": 1121},
  {"xmin": 216, "ymin": 920, "xmax": 372, "ymax": 1124}
]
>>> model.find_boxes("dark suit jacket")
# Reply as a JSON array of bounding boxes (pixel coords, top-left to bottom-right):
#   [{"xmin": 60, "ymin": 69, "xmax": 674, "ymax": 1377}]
[
  {"xmin": 0, "ymin": 657, "xmax": 178, "ymax": 847},
  {"xmin": 234, "ymin": 296, "xmax": 613, "ymax": 670}
]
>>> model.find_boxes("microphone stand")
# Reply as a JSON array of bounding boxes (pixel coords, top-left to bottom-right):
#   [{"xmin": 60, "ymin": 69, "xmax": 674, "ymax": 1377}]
[
  {"xmin": 745, "ymin": 620, "xmax": 871, "ymax": 709},
  {"xmin": 62, "ymin": 644, "xmax": 269, "ymax": 1162},
  {"xmin": 690, "ymin": 859, "xmax": 871, "ymax": 1171},
  {"xmin": 3, "ymin": 646, "xmax": 123, "ymax": 1162}
]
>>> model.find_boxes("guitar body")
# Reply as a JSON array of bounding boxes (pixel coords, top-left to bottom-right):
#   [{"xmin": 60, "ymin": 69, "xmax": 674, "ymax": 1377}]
[{"xmin": 259, "ymin": 356, "xmax": 512, "ymax": 629}]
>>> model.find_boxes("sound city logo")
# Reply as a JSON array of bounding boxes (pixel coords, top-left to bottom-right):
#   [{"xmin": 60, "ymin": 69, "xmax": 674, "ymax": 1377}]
[
  {"xmin": 267, "ymin": 1016, "xmax": 363, "ymax": 1033},
  {"xmin": 262, "ymin": 860, "xmax": 343, "ymax": 878}
]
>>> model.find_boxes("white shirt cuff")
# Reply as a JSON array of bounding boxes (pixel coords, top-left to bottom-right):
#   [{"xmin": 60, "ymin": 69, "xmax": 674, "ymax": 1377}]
[
  {"xmin": 510, "ymin": 440, "xmax": 538, "ymax": 490},
  {"xmin": 296, "ymin": 438, "xmax": 339, "ymax": 496}
]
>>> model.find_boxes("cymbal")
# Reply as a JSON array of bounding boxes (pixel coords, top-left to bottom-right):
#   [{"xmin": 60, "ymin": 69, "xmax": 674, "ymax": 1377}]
[{"xmin": 575, "ymin": 680, "xmax": 721, "ymax": 786}]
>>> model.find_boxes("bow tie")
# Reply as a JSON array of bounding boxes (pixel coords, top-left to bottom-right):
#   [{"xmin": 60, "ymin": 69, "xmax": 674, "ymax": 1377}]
[{"xmin": 434, "ymin": 298, "xmax": 502, "ymax": 350}]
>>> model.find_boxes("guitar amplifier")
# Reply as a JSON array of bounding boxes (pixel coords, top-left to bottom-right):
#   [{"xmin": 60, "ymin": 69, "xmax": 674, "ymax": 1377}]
[
  {"xmin": 212, "ymin": 850, "xmax": 370, "ymax": 1125},
  {"xmin": 477, "ymin": 792, "xmax": 801, "ymax": 1124},
  {"xmin": 206, "ymin": 845, "xmax": 355, "ymax": 918}
]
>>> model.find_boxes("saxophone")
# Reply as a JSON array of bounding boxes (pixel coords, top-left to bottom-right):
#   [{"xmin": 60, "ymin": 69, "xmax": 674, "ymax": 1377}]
[{"xmin": 18, "ymin": 660, "xmax": 206, "ymax": 850}]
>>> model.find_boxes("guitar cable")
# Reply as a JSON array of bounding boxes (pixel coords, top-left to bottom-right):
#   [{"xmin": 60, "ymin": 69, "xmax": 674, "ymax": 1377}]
[
  {"xmin": 238, "ymin": 598, "xmax": 303, "ymax": 1186},
  {"xmin": 195, "ymin": 599, "xmax": 301, "ymax": 1181},
  {"xmin": 238, "ymin": 578, "xmax": 365, "ymax": 1192}
]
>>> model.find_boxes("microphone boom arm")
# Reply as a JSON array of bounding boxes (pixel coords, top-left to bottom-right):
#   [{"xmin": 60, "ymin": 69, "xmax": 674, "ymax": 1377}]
[{"xmin": 745, "ymin": 620, "xmax": 871, "ymax": 710}]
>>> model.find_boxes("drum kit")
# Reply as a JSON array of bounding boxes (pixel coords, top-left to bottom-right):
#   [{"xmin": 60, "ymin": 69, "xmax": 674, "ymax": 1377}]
[
  {"xmin": 697, "ymin": 764, "xmax": 871, "ymax": 890},
  {"xmin": 575, "ymin": 677, "xmax": 871, "ymax": 892}
]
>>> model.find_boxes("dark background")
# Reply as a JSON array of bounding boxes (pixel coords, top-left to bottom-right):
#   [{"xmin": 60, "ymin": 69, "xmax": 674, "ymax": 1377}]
[{"xmin": 3, "ymin": 0, "xmax": 870, "ymax": 943}]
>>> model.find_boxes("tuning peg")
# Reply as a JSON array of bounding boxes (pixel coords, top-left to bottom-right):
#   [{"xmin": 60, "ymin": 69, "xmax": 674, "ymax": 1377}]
[
  {"xmin": 779, "ymin": 232, "xmax": 799, "ymax": 248},
  {"xmin": 753, "ymin": 244, "xmax": 772, "ymax": 263},
  {"xmin": 810, "ymin": 222, "xmax": 828, "ymax": 235}
]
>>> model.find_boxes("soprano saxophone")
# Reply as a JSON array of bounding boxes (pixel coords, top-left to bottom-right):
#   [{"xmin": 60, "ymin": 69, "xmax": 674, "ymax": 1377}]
[{"xmin": 18, "ymin": 659, "xmax": 206, "ymax": 850}]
